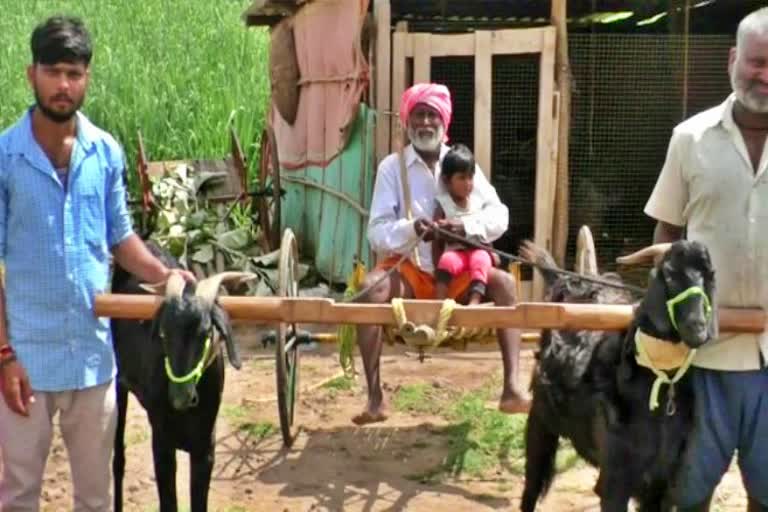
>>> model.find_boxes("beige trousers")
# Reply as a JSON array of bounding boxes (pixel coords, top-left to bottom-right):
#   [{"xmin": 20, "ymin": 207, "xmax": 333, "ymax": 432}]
[{"xmin": 0, "ymin": 379, "xmax": 117, "ymax": 512}]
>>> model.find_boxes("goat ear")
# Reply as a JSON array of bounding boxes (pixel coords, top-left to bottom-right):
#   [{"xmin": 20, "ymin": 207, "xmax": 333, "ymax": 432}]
[
  {"xmin": 212, "ymin": 304, "xmax": 241, "ymax": 370},
  {"xmin": 150, "ymin": 302, "xmax": 167, "ymax": 343},
  {"xmin": 618, "ymin": 331, "xmax": 636, "ymax": 382},
  {"xmin": 640, "ymin": 268, "xmax": 675, "ymax": 337}
]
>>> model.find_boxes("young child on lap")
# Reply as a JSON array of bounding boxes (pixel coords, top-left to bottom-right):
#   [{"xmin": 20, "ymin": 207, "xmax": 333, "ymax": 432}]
[{"xmin": 432, "ymin": 144, "xmax": 497, "ymax": 305}]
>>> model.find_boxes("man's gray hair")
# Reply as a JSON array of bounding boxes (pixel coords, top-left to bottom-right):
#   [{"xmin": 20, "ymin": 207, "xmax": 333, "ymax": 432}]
[{"xmin": 737, "ymin": 7, "xmax": 768, "ymax": 52}]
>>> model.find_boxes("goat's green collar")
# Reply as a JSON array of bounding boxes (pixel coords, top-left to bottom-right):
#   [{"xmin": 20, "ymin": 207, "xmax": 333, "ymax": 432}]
[
  {"xmin": 165, "ymin": 335, "xmax": 212, "ymax": 385},
  {"xmin": 635, "ymin": 330, "xmax": 696, "ymax": 414},
  {"xmin": 666, "ymin": 286, "xmax": 711, "ymax": 333}
]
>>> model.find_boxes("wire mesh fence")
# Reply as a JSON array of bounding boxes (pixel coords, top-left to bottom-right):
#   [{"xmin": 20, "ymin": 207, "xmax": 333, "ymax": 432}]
[
  {"xmin": 428, "ymin": 33, "xmax": 734, "ymax": 285},
  {"xmin": 565, "ymin": 34, "xmax": 732, "ymax": 284}
]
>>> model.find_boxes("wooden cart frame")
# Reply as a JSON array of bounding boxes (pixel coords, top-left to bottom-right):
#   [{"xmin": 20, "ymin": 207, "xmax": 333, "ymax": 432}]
[{"xmin": 96, "ymin": 227, "xmax": 765, "ymax": 447}]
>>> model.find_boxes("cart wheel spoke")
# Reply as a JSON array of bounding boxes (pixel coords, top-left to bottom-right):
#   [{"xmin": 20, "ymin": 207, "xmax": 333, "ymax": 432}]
[{"xmin": 257, "ymin": 127, "xmax": 282, "ymax": 252}]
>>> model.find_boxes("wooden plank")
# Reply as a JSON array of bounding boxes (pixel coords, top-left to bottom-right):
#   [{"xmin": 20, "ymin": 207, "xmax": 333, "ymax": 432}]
[
  {"xmin": 532, "ymin": 27, "xmax": 558, "ymax": 301},
  {"xmin": 373, "ymin": 0, "xmax": 392, "ymax": 165},
  {"xmin": 412, "ymin": 33, "xmax": 431, "ymax": 84},
  {"xmin": 406, "ymin": 28, "xmax": 551, "ymax": 57},
  {"xmin": 474, "ymin": 31, "xmax": 493, "ymax": 178},
  {"xmin": 491, "ymin": 27, "xmax": 551, "ymax": 55},
  {"xmin": 411, "ymin": 33, "xmax": 475, "ymax": 57},
  {"xmin": 390, "ymin": 22, "xmax": 407, "ymax": 153},
  {"xmin": 94, "ymin": 294, "xmax": 765, "ymax": 333}
]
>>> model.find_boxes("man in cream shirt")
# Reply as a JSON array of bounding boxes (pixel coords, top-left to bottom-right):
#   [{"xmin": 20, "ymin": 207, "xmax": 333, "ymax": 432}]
[
  {"xmin": 644, "ymin": 7, "xmax": 768, "ymax": 511},
  {"xmin": 352, "ymin": 83, "xmax": 530, "ymax": 425}
]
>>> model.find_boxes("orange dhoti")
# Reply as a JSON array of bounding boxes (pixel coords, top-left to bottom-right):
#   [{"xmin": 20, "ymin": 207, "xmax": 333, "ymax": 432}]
[{"xmin": 376, "ymin": 256, "xmax": 471, "ymax": 300}]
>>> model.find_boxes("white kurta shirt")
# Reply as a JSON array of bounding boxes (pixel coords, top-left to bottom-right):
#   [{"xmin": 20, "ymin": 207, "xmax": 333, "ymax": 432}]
[
  {"xmin": 367, "ymin": 144, "xmax": 509, "ymax": 272},
  {"xmin": 645, "ymin": 93, "xmax": 768, "ymax": 371}
]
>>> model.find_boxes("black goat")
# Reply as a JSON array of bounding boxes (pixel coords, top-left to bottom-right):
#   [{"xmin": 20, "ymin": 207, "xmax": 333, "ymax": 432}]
[
  {"xmin": 111, "ymin": 242, "xmax": 253, "ymax": 512},
  {"xmin": 521, "ymin": 239, "xmax": 717, "ymax": 512}
]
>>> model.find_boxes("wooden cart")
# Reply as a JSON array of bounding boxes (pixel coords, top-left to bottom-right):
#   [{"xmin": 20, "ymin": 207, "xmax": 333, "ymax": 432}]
[{"xmin": 95, "ymin": 227, "xmax": 765, "ymax": 447}]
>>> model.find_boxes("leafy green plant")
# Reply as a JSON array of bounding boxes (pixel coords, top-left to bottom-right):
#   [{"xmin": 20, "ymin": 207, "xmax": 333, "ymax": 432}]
[{"xmin": 146, "ymin": 163, "xmax": 310, "ymax": 294}]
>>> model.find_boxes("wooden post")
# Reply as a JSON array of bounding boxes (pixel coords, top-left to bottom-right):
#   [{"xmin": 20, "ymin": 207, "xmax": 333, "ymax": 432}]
[
  {"xmin": 551, "ymin": 0, "xmax": 572, "ymax": 268},
  {"xmin": 373, "ymin": 0, "xmax": 392, "ymax": 165},
  {"xmin": 532, "ymin": 27, "xmax": 557, "ymax": 300},
  {"xmin": 474, "ymin": 31, "xmax": 493, "ymax": 178},
  {"xmin": 390, "ymin": 21, "xmax": 408, "ymax": 153},
  {"xmin": 413, "ymin": 33, "xmax": 431, "ymax": 84}
]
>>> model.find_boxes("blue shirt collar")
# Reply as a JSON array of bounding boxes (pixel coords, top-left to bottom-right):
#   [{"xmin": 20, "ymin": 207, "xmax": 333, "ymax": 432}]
[
  {"xmin": 7, "ymin": 106, "xmax": 97, "ymax": 157},
  {"xmin": 5, "ymin": 107, "xmax": 97, "ymax": 174}
]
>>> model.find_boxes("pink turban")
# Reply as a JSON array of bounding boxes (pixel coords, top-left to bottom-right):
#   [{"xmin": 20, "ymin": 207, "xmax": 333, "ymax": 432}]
[{"xmin": 399, "ymin": 83, "xmax": 452, "ymax": 141}]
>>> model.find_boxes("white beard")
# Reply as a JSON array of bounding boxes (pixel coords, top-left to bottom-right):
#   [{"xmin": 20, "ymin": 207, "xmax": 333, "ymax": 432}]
[
  {"xmin": 407, "ymin": 124, "xmax": 444, "ymax": 152},
  {"xmin": 732, "ymin": 71, "xmax": 768, "ymax": 114}
]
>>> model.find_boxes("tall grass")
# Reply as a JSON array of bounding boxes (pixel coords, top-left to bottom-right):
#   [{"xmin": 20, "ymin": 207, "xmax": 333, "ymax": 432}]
[{"xmin": 0, "ymin": 1, "xmax": 270, "ymax": 193}]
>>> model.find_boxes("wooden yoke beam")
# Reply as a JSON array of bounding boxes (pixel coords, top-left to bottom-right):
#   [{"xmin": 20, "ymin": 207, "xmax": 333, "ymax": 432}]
[{"xmin": 94, "ymin": 295, "xmax": 765, "ymax": 333}]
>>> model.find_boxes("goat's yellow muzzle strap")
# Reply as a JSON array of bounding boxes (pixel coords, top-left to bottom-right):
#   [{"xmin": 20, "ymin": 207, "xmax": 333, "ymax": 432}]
[
  {"xmin": 666, "ymin": 286, "xmax": 711, "ymax": 333},
  {"xmin": 164, "ymin": 335, "xmax": 212, "ymax": 385}
]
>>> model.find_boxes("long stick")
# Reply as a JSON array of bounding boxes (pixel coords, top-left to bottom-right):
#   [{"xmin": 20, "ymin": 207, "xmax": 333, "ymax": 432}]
[
  {"xmin": 551, "ymin": 0, "xmax": 571, "ymax": 267},
  {"xmin": 95, "ymin": 294, "xmax": 764, "ymax": 333}
]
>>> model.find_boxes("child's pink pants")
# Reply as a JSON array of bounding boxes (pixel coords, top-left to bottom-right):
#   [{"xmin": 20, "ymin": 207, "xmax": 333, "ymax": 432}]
[{"xmin": 437, "ymin": 249, "xmax": 492, "ymax": 284}]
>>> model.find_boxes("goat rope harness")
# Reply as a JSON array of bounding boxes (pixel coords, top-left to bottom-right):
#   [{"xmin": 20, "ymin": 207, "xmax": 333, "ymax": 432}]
[
  {"xmin": 635, "ymin": 286, "xmax": 712, "ymax": 415},
  {"xmin": 164, "ymin": 332, "xmax": 219, "ymax": 385}
]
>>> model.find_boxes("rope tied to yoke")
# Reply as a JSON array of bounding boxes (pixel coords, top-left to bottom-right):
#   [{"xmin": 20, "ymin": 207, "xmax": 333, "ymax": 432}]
[
  {"xmin": 389, "ymin": 298, "xmax": 495, "ymax": 360},
  {"xmin": 390, "ymin": 297, "xmax": 456, "ymax": 348}
]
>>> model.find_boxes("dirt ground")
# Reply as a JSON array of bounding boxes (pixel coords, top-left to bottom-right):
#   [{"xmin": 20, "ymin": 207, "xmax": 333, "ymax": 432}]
[{"xmin": 30, "ymin": 325, "xmax": 747, "ymax": 512}]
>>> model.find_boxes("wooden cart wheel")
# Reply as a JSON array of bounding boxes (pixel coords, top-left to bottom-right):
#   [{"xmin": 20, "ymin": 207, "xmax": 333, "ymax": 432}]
[
  {"xmin": 257, "ymin": 126, "xmax": 282, "ymax": 252},
  {"xmin": 275, "ymin": 228, "xmax": 300, "ymax": 447},
  {"xmin": 576, "ymin": 225, "xmax": 598, "ymax": 276}
]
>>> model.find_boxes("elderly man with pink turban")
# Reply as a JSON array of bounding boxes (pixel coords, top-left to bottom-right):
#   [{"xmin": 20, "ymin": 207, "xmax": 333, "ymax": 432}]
[{"xmin": 352, "ymin": 83, "xmax": 530, "ymax": 425}]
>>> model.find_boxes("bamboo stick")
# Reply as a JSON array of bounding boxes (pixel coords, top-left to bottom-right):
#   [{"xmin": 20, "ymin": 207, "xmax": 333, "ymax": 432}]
[
  {"xmin": 94, "ymin": 295, "xmax": 765, "ymax": 333},
  {"xmin": 551, "ymin": 0, "xmax": 572, "ymax": 267}
]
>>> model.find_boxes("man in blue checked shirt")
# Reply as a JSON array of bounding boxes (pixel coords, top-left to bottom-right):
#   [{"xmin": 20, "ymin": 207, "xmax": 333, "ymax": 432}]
[{"xmin": 0, "ymin": 16, "xmax": 195, "ymax": 511}]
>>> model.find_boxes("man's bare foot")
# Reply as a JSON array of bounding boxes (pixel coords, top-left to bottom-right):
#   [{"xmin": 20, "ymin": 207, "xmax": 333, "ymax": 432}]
[
  {"xmin": 352, "ymin": 402, "xmax": 389, "ymax": 425},
  {"xmin": 499, "ymin": 391, "xmax": 532, "ymax": 414}
]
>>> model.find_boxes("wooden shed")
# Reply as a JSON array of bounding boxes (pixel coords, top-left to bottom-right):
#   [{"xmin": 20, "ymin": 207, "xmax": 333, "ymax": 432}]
[{"xmin": 243, "ymin": 0, "xmax": 762, "ymax": 298}]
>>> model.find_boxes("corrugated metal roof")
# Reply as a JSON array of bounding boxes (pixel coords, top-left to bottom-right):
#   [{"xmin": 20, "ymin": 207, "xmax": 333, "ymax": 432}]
[
  {"xmin": 389, "ymin": 0, "xmax": 668, "ymax": 20},
  {"xmin": 388, "ymin": 0, "xmax": 748, "ymax": 33},
  {"xmin": 242, "ymin": 0, "xmax": 756, "ymax": 34}
]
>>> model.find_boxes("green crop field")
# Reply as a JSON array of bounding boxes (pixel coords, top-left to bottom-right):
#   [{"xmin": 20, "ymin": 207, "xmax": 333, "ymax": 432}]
[{"xmin": 0, "ymin": 1, "xmax": 270, "ymax": 195}]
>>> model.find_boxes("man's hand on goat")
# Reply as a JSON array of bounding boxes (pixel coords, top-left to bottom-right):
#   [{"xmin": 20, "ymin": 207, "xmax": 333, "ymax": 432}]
[{"xmin": 0, "ymin": 360, "xmax": 34, "ymax": 417}]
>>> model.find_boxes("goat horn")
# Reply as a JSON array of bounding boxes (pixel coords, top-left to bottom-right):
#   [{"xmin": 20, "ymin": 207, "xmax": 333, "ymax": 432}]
[
  {"xmin": 138, "ymin": 272, "xmax": 186, "ymax": 298},
  {"xmin": 194, "ymin": 272, "xmax": 258, "ymax": 304},
  {"xmin": 615, "ymin": 243, "xmax": 672, "ymax": 266}
]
